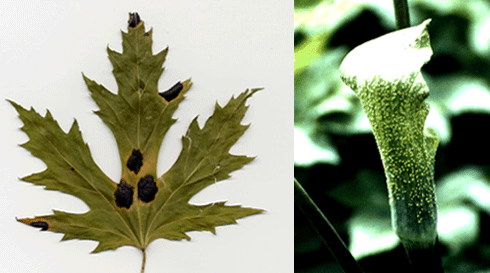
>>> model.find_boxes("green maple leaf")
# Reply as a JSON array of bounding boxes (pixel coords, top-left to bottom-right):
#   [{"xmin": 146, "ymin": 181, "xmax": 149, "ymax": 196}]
[{"xmin": 10, "ymin": 13, "xmax": 263, "ymax": 272}]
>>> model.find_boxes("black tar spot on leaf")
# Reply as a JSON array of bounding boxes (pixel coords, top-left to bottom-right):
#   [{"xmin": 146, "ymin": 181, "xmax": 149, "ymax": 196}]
[
  {"xmin": 114, "ymin": 180, "xmax": 134, "ymax": 209},
  {"xmin": 128, "ymin": 12, "xmax": 141, "ymax": 28},
  {"xmin": 29, "ymin": 221, "xmax": 49, "ymax": 231},
  {"xmin": 159, "ymin": 82, "xmax": 183, "ymax": 102},
  {"xmin": 138, "ymin": 175, "xmax": 158, "ymax": 203},
  {"xmin": 127, "ymin": 149, "xmax": 143, "ymax": 174}
]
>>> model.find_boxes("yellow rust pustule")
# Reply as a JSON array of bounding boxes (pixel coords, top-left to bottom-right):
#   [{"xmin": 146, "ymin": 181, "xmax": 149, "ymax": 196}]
[{"xmin": 339, "ymin": 19, "xmax": 438, "ymax": 248}]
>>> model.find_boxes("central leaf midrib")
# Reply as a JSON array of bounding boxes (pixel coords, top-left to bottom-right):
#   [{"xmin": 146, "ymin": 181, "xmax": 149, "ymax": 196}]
[
  {"xmin": 114, "ymin": 33, "xmax": 166, "ymax": 248},
  {"xmin": 132, "ymin": 36, "xmax": 145, "ymax": 247}
]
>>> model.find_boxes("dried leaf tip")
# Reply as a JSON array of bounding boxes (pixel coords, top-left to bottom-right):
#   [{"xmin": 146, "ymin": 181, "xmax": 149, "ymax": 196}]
[
  {"xmin": 16, "ymin": 217, "xmax": 50, "ymax": 231},
  {"xmin": 128, "ymin": 12, "xmax": 141, "ymax": 28},
  {"xmin": 339, "ymin": 19, "xmax": 432, "ymax": 86},
  {"xmin": 247, "ymin": 87, "xmax": 264, "ymax": 98}
]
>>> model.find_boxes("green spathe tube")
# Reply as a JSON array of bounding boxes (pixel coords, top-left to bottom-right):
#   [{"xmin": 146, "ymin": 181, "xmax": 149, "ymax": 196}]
[{"xmin": 339, "ymin": 19, "xmax": 438, "ymax": 250}]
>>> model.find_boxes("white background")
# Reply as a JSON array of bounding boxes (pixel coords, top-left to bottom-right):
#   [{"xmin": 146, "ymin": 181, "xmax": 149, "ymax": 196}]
[{"xmin": 0, "ymin": 1, "xmax": 293, "ymax": 272}]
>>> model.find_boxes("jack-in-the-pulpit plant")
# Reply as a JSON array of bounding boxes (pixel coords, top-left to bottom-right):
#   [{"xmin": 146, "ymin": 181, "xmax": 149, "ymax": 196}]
[{"xmin": 339, "ymin": 20, "xmax": 439, "ymax": 252}]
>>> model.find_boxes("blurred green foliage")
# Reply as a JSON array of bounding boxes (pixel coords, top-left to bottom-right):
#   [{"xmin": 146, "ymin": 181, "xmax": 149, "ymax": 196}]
[{"xmin": 294, "ymin": 1, "xmax": 490, "ymax": 272}]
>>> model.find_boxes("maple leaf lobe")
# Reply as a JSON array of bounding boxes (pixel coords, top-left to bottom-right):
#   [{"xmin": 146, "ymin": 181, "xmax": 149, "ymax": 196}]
[
  {"xmin": 137, "ymin": 175, "xmax": 158, "ymax": 202},
  {"xmin": 127, "ymin": 149, "xmax": 143, "ymax": 174},
  {"xmin": 29, "ymin": 221, "xmax": 49, "ymax": 231},
  {"xmin": 114, "ymin": 181, "xmax": 134, "ymax": 209},
  {"xmin": 159, "ymin": 82, "xmax": 183, "ymax": 102}
]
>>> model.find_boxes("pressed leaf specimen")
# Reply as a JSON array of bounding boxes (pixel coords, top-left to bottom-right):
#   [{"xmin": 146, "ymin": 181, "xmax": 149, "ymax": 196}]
[{"xmin": 10, "ymin": 13, "xmax": 263, "ymax": 272}]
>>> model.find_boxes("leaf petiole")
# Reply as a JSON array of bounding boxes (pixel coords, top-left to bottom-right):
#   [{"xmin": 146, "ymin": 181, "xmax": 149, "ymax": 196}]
[{"xmin": 141, "ymin": 249, "xmax": 146, "ymax": 273}]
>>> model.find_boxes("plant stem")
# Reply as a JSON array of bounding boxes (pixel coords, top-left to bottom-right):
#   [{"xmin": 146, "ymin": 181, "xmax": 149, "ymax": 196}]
[
  {"xmin": 141, "ymin": 249, "xmax": 146, "ymax": 273},
  {"xmin": 393, "ymin": 0, "xmax": 411, "ymax": 29},
  {"xmin": 404, "ymin": 239, "xmax": 444, "ymax": 273},
  {"xmin": 294, "ymin": 178, "xmax": 364, "ymax": 273}
]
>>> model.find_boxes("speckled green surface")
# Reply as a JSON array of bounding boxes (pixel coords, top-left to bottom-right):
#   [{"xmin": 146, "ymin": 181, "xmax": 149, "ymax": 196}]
[{"xmin": 340, "ymin": 20, "xmax": 438, "ymax": 248}]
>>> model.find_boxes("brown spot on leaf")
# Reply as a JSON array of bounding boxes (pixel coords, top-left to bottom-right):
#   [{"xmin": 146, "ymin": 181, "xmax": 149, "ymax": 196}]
[
  {"xmin": 127, "ymin": 149, "xmax": 143, "ymax": 174},
  {"xmin": 29, "ymin": 221, "xmax": 49, "ymax": 231},
  {"xmin": 138, "ymin": 175, "xmax": 158, "ymax": 202},
  {"xmin": 114, "ymin": 180, "xmax": 134, "ymax": 209},
  {"xmin": 159, "ymin": 82, "xmax": 183, "ymax": 102}
]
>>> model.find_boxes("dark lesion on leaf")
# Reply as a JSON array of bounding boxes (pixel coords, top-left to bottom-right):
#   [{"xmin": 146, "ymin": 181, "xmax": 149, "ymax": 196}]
[
  {"xmin": 127, "ymin": 149, "xmax": 143, "ymax": 174},
  {"xmin": 159, "ymin": 82, "xmax": 183, "ymax": 102},
  {"xmin": 114, "ymin": 180, "xmax": 134, "ymax": 209},
  {"xmin": 138, "ymin": 175, "xmax": 158, "ymax": 203},
  {"xmin": 128, "ymin": 12, "xmax": 141, "ymax": 28},
  {"xmin": 29, "ymin": 221, "xmax": 49, "ymax": 231}
]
